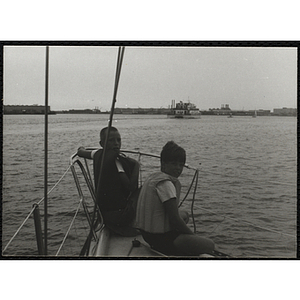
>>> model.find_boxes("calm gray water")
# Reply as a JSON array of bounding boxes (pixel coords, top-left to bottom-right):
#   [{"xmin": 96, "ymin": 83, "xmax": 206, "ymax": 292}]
[{"xmin": 2, "ymin": 114, "xmax": 297, "ymax": 258}]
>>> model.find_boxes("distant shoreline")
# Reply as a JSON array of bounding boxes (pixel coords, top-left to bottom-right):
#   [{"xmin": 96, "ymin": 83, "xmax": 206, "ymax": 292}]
[
  {"xmin": 3, "ymin": 111, "xmax": 297, "ymax": 117},
  {"xmin": 3, "ymin": 105, "xmax": 297, "ymax": 117}
]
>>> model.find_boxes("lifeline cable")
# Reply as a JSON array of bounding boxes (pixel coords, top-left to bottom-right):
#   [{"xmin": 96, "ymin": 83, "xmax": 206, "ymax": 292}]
[
  {"xmin": 193, "ymin": 204, "xmax": 295, "ymax": 238},
  {"xmin": 178, "ymin": 169, "xmax": 198, "ymax": 208},
  {"xmin": 55, "ymin": 200, "xmax": 82, "ymax": 256},
  {"xmin": 37, "ymin": 165, "xmax": 71, "ymax": 205},
  {"xmin": 191, "ymin": 170, "xmax": 199, "ymax": 233},
  {"xmin": 200, "ymin": 168, "xmax": 295, "ymax": 187},
  {"xmin": 2, "ymin": 205, "xmax": 37, "ymax": 254},
  {"xmin": 2, "ymin": 165, "xmax": 71, "ymax": 254}
]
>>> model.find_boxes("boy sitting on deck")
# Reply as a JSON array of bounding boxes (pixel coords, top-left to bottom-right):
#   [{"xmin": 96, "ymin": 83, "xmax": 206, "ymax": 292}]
[
  {"xmin": 135, "ymin": 141, "xmax": 215, "ymax": 256},
  {"xmin": 77, "ymin": 126, "xmax": 140, "ymax": 236}
]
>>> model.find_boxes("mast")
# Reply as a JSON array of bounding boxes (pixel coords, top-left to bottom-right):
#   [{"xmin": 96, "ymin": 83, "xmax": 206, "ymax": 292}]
[
  {"xmin": 44, "ymin": 46, "xmax": 49, "ymax": 255},
  {"xmin": 82, "ymin": 47, "xmax": 125, "ymax": 255},
  {"xmin": 97, "ymin": 46, "xmax": 125, "ymax": 203},
  {"xmin": 97, "ymin": 46, "xmax": 125, "ymax": 200}
]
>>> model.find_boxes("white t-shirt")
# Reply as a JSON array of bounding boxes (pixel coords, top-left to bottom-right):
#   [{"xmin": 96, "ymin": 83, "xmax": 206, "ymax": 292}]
[{"xmin": 156, "ymin": 181, "xmax": 177, "ymax": 203}]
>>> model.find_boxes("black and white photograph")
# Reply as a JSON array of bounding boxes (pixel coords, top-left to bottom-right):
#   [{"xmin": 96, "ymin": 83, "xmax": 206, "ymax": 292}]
[
  {"xmin": 2, "ymin": 43, "xmax": 297, "ymax": 260},
  {"xmin": 1, "ymin": 1, "xmax": 299, "ymax": 295}
]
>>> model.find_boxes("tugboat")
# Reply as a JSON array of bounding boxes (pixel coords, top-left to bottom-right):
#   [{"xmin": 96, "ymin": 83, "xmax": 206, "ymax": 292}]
[{"xmin": 167, "ymin": 100, "xmax": 201, "ymax": 119}]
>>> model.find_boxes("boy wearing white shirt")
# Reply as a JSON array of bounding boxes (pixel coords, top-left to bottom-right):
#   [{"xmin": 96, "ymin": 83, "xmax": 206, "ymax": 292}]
[{"xmin": 135, "ymin": 141, "xmax": 214, "ymax": 256}]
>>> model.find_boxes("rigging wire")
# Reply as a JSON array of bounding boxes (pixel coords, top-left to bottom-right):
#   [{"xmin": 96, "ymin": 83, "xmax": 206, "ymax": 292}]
[
  {"xmin": 4, "ymin": 149, "xmax": 295, "ymax": 255},
  {"xmin": 2, "ymin": 205, "xmax": 37, "ymax": 254},
  {"xmin": 118, "ymin": 151, "xmax": 295, "ymax": 237},
  {"xmin": 200, "ymin": 169, "xmax": 295, "ymax": 187},
  {"xmin": 191, "ymin": 170, "xmax": 199, "ymax": 233},
  {"xmin": 194, "ymin": 167, "xmax": 295, "ymax": 238},
  {"xmin": 2, "ymin": 165, "xmax": 71, "ymax": 254},
  {"xmin": 55, "ymin": 200, "xmax": 82, "ymax": 256},
  {"xmin": 96, "ymin": 46, "xmax": 125, "ymax": 195},
  {"xmin": 178, "ymin": 169, "xmax": 198, "ymax": 208},
  {"xmin": 37, "ymin": 165, "xmax": 71, "ymax": 205},
  {"xmin": 193, "ymin": 204, "xmax": 295, "ymax": 238},
  {"xmin": 84, "ymin": 46, "xmax": 126, "ymax": 255}
]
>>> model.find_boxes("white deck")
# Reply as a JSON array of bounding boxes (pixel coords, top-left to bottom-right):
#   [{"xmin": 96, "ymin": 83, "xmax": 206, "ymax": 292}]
[
  {"xmin": 88, "ymin": 226, "xmax": 166, "ymax": 257},
  {"xmin": 88, "ymin": 226, "xmax": 220, "ymax": 258}
]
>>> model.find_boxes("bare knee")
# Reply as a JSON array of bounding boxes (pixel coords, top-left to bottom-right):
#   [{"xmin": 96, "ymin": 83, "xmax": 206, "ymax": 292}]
[{"xmin": 179, "ymin": 209, "xmax": 189, "ymax": 224}]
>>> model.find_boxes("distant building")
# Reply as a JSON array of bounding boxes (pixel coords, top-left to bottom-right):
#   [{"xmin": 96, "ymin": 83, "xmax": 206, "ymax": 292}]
[
  {"xmin": 221, "ymin": 104, "xmax": 231, "ymax": 110},
  {"xmin": 202, "ymin": 105, "xmax": 271, "ymax": 116},
  {"xmin": 205, "ymin": 104, "xmax": 232, "ymax": 115},
  {"xmin": 114, "ymin": 107, "xmax": 171, "ymax": 114},
  {"xmin": 62, "ymin": 108, "xmax": 101, "ymax": 114},
  {"xmin": 4, "ymin": 105, "xmax": 52, "ymax": 114},
  {"xmin": 249, "ymin": 109, "xmax": 271, "ymax": 116},
  {"xmin": 273, "ymin": 107, "xmax": 297, "ymax": 116}
]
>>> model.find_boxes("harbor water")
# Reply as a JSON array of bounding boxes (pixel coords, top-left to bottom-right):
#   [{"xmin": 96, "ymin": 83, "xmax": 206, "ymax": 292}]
[{"xmin": 2, "ymin": 114, "xmax": 297, "ymax": 258}]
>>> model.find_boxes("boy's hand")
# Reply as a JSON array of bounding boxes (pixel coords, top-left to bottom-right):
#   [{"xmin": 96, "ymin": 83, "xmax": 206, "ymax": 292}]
[{"xmin": 77, "ymin": 146, "xmax": 85, "ymax": 153}]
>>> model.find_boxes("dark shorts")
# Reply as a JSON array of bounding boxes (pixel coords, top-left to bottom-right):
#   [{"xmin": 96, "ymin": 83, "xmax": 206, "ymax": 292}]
[{"xmin": 140, "ymin": 230, "xmax": 180, "ymax": 255}]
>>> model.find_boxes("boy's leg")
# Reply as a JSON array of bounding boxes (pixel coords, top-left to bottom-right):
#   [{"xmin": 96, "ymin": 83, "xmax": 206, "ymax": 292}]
[{"xmin": 173, "ymin": 234, "xmax": 215, "ymax": 256}]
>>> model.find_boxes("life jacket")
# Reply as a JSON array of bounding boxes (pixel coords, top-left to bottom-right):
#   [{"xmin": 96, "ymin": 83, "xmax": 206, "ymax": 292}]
[{"xmin": 135, "ymin": 171, "xmax": 181, "ymax": 233}]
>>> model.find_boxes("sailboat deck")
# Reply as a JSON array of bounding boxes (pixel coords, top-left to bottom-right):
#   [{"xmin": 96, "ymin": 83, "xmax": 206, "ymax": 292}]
[{"xmin": 89, "ymin": 227, "xmax": 165, "ymax": 258}]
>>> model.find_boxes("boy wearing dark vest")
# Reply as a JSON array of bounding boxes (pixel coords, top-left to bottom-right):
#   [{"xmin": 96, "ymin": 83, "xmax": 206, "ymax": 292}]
[{"xmin": 78, "ymin": 126, "xmax": 139, "ymax": 235}]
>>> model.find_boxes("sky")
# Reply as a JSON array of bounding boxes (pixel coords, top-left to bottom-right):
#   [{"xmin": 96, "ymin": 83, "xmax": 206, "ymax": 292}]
[{"xmin": 3, "ymin": 45, "xmax": 297, "ymax": 112}]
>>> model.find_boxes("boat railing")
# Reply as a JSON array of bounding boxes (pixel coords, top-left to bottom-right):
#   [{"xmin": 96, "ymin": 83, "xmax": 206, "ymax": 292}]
[
  {"xmin": 122, "ymin": 149, "xmax": 200, "ymax": 233},
  {"xmin": 2, "ymin": 148, "xmax": 200, "ymax": 256},
  {"xmin": 71, "ymin": 148, "xmax": 201, "ymax": 234},
  {"xmin": 2, "ymin": 165, "xmax": 72, "ymax": 256},
  {"xmin": 71, "ymin": 150, "xmax": 296, "ymax": 249},
  {"xmin": 69, "ymin": 148, "xmax": 201, "ymax": 256},
  {"xmin": 69, "ymin": 152, "xmax": 104, "ymax": 244}
]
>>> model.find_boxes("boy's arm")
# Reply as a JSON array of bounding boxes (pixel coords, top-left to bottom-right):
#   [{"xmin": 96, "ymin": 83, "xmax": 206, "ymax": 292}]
[
  {"xmin": 163, "ymin": 198, "xmax": 194, "ymax": 235},
  {"xmin": 77, "ymin": 147, "xmax": 96, "ymax": 159},
  {"xmin": 116, "ymin": 158, "xmax": 139, "ymax": 192}
]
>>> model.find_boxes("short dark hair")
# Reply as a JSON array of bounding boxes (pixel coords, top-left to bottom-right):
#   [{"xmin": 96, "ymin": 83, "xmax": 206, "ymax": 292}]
[
  {"xmin": 100, "ymin": 126, "xmax": 119, "ymax": 142},
  {"xmin": 160, "ymin": 141, "xmax": 186, "ymax": 164}
]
